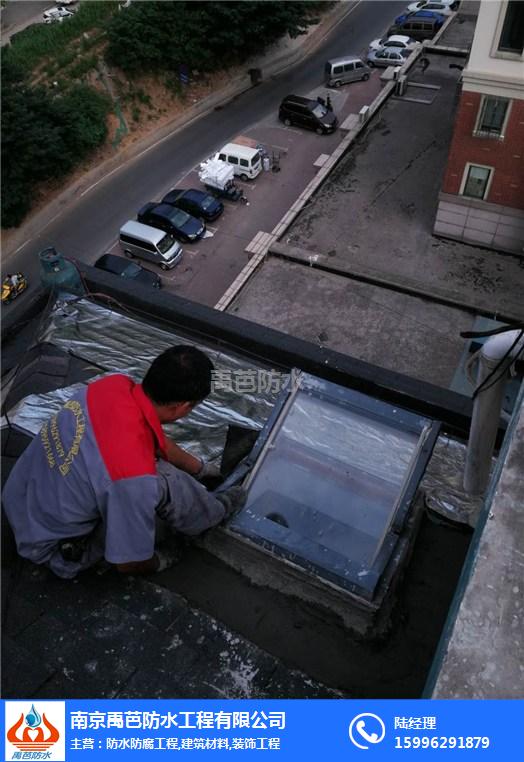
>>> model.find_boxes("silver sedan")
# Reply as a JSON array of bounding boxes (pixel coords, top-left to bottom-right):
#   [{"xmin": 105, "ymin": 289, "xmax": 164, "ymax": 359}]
[{"xmin": 366, "ymin": 47, "xmax": 412, "ymax": 68}]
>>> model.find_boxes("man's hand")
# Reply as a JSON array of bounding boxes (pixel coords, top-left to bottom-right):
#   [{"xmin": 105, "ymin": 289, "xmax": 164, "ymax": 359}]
[
  {"xmin": 195, "ymin": 460, "xmax": 222, "ymax": 482},
  {"xmin": 216, "ymin": 486, "xmax": 247, "ymax": 519}
]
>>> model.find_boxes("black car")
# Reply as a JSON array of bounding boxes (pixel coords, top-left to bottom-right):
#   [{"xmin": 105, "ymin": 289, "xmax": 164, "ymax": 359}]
[
  {"xmin": 137, "ymin": 202, "xmax": 205, "ymax": 243},
  {"xmin": 279, "ymin": 95, "xmax": 338, "ymax": 135},
  {"xmin": 161, "ymin": 188, "xmax": 224, "ymax": 222},
  {"xmin": 94, "ymin": 253, "xmax": 161, "ymax": 289}
]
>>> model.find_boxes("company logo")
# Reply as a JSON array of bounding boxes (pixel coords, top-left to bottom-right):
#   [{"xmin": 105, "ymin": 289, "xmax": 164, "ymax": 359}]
[
  {"xmin": 4, "ymin": 702, "xmax": 65, "ymax": 761},
  {"xmin": 348, "ymin": 712, "xmax": 386, "ymax": 750}
]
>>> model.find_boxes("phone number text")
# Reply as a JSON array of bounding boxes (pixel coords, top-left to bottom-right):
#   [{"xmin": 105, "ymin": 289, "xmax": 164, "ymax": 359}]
[{"xmin": 395, "ymin": 736, "xmax": 490, "ymax": 750}]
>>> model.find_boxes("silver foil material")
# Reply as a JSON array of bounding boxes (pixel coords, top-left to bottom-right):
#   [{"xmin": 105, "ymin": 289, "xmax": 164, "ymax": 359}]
[
  {"xmin": 8, "ymin": 298, "xmax": 284, "ymax": 462},
  {"xmin": 421, "ymin": 435, "xmax": 487, "ymax": 527},
  {"xmin": 6, "ymin": 297, "xmax": 484, "ymax": 525}
]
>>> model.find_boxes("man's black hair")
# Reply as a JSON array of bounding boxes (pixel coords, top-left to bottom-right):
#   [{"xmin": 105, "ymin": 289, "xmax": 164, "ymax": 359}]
[{"xmin": 142, "ymin": 345, "xmax": 214, "ymax": 405}]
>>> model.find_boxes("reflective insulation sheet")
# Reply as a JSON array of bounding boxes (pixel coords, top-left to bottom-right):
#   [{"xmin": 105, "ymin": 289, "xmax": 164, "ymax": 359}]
[
  {"xmin": 421, "ymin": 435, "xmax": 489, "ymax": 528},
  {"xmin": 8, "ymin": 297, "xmax": 286, "ymax": 459},
  {"xmin": 230, "ymin": 373, "xmax": 439, "ymax": 599}
]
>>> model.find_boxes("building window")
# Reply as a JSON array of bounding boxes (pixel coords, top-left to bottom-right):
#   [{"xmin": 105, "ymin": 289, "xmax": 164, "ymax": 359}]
[
  {"xmin": 498, "ymin": 1, "xmax": 524, "ymax": 54},
  {"xmin": 462, "ymin": 165, "xmax": 492, "ymax": 200},
  {"xmin": 474, "ymin": 97, "xmax": 510, "ymax": 138}
]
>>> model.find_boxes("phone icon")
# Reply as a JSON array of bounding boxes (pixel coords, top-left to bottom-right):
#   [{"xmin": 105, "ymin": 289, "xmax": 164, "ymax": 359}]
[
  {"xmin": 356, "ymin": 720, "xmax": 380, "ymax": 744},
  {"xmin": 348, "ymin": 713, "xmax": 386, "ymax": 749}
]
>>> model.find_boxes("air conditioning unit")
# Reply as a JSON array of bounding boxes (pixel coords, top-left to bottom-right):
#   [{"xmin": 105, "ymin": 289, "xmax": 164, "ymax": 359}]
[
  {"xmin": 396, "ymin": 75, "xmax": 408, "ymax": 96},
  {"xmin": 359, "ymin": 105, "xmax": 370, "ymax": 124}
]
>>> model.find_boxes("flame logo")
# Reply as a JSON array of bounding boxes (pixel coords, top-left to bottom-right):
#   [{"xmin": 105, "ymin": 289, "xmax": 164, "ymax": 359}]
[{"xmin": 7, "ymin": 704, "xmax": 60, "ymax": 751}]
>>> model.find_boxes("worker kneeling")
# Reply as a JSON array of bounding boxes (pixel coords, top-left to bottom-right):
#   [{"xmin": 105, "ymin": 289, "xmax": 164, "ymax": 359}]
[{"xmin": 3, "ymin": 346, "xmax": 245, "ymax": 578}]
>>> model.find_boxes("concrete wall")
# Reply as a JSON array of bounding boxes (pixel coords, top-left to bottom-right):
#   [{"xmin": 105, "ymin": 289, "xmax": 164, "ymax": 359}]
[{"xmin": 464, "ymin": 0, "xmax": 524, "ymax": 97}]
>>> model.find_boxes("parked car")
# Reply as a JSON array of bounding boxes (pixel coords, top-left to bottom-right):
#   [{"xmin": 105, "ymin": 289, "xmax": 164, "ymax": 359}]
[
  {"xmin": 119, "ymin": 221, "xmax": 183, "ymax": 270},
  {"xmin": 43, "ymin": 6, "xmax": 74, "ymax": 23},
  {"xmin": 367, "ymin": 47, "xmax": 412, "ymax": 68},
  {"xmin": 407, "ymin": 0, "xmax": 458, "ymax": 14},
  {"xmin": 394, "ymin": 9, "xmax": 446, "ymax": 26},
  {"xmin": 161, "ymin": 188, "xmax": 224, "ymax": 222},
  {"xmin": 388, "ymin": 11, "xmax": 445, "ymax": 39},
  {"xmin": 324, "ymin": 56, "xmax": 370, "ymax": 87},
  {"xmin": 279, "ymin": 95, "xmax": 338, "ymax": 135},
  {"xmin": 368, "ymin": 34, "xmax": 419, "ymax": 52},
  {"xmin": 94, "ymin": 254, "xmax": 161, "ymax": 289},
  {"xmin": 137, "ymin": 202, "xmax": 205, "ymax": 243}
]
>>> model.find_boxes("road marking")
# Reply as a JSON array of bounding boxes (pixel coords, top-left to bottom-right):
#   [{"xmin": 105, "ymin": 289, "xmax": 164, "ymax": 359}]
[
  {"xmin": 278, "ymin": 126, "xmax": 302, "ymax": 134},
  {"xmin": 12, "ymin": 239, "xmax": 32, "ymax": 256}
]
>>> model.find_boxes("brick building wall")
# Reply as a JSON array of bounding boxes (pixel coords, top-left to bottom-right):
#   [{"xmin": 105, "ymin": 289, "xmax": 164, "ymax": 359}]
[{"xmin": 442, "ymin": 91, "xmax": 524, "ymax": 210}]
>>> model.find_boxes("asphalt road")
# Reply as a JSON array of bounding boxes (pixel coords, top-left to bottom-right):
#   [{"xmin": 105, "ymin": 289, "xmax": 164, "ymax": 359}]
[
  {"xmin": 0, "ymin": 0, "xmax": 55, "ymax": 44},
  {"xmin": 2, "ymin": 0, "xmax": 406, "ymax": 321}
]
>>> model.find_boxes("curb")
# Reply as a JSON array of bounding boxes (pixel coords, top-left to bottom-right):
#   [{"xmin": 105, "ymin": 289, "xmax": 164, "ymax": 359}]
[{"xmin": 2, "ymin": 1, "xmax": 358, "ymax": 261}]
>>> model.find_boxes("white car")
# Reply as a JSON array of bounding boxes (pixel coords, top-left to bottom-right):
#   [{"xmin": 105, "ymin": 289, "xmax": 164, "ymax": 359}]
[
  {"xmin": 368, "ymin": 34, "xmax": 419, "ymax": 52},
  {"xmin": 43, "ymin": 6, "xmax": 75, "ymax": 23},
  {"xmin": 406, "ymin": 1, "xmax": 457, "ymax": 16}
]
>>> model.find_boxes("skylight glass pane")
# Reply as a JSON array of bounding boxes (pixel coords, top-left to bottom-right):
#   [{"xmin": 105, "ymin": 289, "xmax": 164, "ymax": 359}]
[
  {"xmin": 229, "ymin": 373, "xmax": 436, "ymax": 599},
  {"xmin": 244, "ymin": 390, "xmax": 418, "ymax": 569}
]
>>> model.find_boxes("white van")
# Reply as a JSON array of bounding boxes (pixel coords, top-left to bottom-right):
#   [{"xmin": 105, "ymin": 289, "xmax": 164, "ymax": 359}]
[
  {"xmin": 216, "ymin": 142, "xmax": 262, "ymax": 180},
  {"xmin": 119, "ymin": 221, "xmax": 183, "ymax": 270}
]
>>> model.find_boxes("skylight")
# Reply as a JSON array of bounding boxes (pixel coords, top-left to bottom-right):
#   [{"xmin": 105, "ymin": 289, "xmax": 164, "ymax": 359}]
[{"xmin": 228, "ymin": 372, "xmax": 439, "ymax": 600}]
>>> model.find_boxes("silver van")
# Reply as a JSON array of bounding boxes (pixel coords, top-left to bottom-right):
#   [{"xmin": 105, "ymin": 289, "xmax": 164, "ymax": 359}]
[
  {"xmin": 324, "ymin": 56, "xmax": 370, "ymax": 87},
  {"xmin": 119, "ymin": 220, "xmax": 183, "ymax": 270}
]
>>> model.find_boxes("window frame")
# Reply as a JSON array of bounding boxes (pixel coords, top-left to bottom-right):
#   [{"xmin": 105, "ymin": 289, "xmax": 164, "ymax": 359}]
[
  {"xmin": 491, "ymin": 0, "xmax": 524, "ymax": 59},
  {"xmin": 474, "ymin": 96, "xmax": 511, "ymax": 140},
  {"xmin": 459, "ymin": 163, "xmax": 494, "ymax": 201}
]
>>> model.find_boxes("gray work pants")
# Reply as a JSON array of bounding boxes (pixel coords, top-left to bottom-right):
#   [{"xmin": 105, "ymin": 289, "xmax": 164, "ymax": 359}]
[{"xmin": 47, "ymin": 461, "xmax": 225, "ymax": 578}]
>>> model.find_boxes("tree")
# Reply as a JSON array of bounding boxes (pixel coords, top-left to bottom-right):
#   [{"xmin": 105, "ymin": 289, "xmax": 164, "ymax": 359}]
[
  {"xmin": 1, "ymin": 81, "xmax": 110, "ymax": 228},
  {"xmin": 105, "ymin": 1, "xmax": 322, "ymax": 74}
]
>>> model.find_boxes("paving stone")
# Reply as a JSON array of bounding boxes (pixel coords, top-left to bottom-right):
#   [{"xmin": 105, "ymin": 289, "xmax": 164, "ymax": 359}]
[
  {"xmin": 2, "ymin": 636, "xmax": 56, "ymax": 698},
  {"xmin": 16, "ymin": 606, "xmax": 146, "ymax": 696},
  {"xmin": 263, "ymin": 663, "xmax": 343, "ymax": 698},
  {"xmin": 12, "ymin": 567, "xmax": 107, "ymax": 628},
  {"xmin": 167, "ymin": 608, "xmax": 277, "ymax": 698},
  {"xmin": 2, "ymin": 568, "xmax": 46, "ymax": 636},
  {"xmin": 80, "ymin": 570, "xmax": 188, "ymax": 631},
  {"xmin": 34, "ymin": 673, "xmax": 120, "ymax": 699},
  {"xmin": 115, "ymin": 666, "xmax": 191, "ymax": 699}
]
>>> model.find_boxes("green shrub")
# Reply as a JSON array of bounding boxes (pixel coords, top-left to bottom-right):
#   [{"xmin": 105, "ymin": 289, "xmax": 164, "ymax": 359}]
[{"xmin": 68, "ymin": 54, "xmax": 99, "ymax": 80}]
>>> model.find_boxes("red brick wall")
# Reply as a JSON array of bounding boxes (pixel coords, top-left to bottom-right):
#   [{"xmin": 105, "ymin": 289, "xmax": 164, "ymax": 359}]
[{"xmin": 442, "ymin": 90, "xmax": 524, "ymax": 210}]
